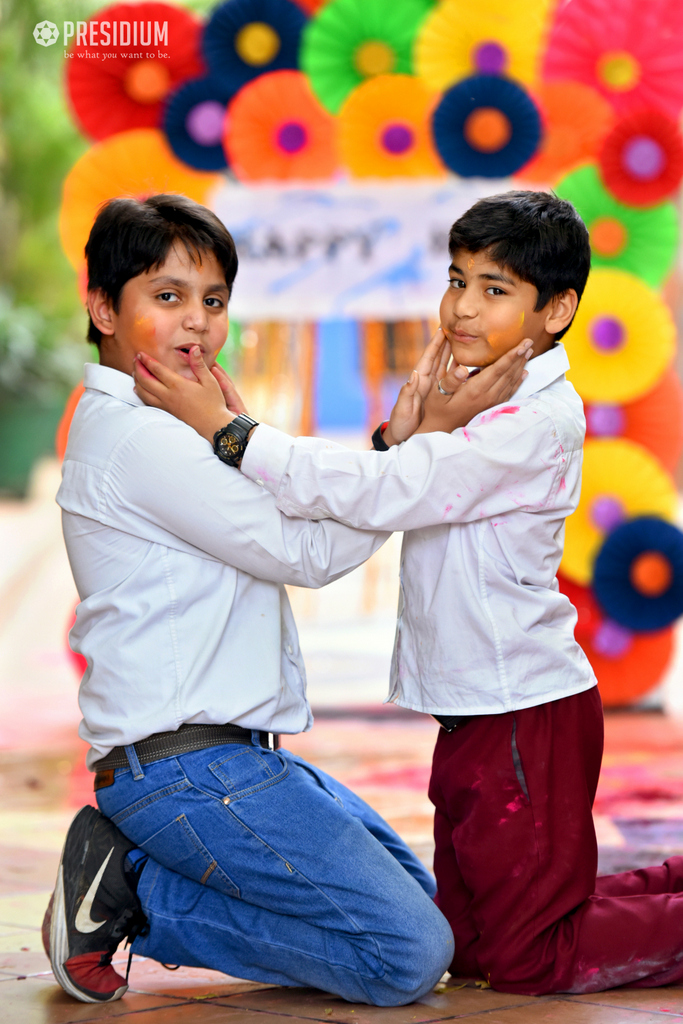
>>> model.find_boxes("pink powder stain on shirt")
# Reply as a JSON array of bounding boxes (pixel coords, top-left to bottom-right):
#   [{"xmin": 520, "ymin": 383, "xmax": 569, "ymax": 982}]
[
  {"xmin": 462, "ymin": 428, "xmax": 471, "ymax": 442},
  {"xmin": 478, "ymin": 405, "xmax": 520, "ymax": 425},
  {"xmin": 559, "ymin": 477, "xmax": 566, "ymax": 490},
  {"xmin": 442, "ymin": 504, "xmax": 453, "ymax": 520}
]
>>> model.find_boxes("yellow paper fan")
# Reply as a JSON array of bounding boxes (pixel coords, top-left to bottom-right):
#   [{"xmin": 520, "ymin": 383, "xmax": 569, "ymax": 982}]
[
  {"xmin": 563, "ymin": 268, "xmax": 675, "ymax": 405},
  {"xmin": 562, "ymin": 438, "xmax": 677, "ymax": 586},
  {"xmin": 339, "ymin": 74, "xmax": 445, "ymax": 178},
  {"xmin": 59, "ymin": 129, "xmax": 221, "ymax": 270},
  {"xmin": 414, "ymin": 0, "xmax": 554, "ymax": 92}
]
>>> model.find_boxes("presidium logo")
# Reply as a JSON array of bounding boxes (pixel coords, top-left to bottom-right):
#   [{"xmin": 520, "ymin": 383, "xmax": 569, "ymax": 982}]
[{"xmin": 33, "ymin": 19, "xmax": 170, "ymax": 49}]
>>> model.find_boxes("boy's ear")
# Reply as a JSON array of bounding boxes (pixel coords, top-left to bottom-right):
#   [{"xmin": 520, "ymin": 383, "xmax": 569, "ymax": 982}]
[
  {"xmin": 88, "ymin": 288, "xmax": 116, "ymax": 337},
  {"xmin": 544, "ymin": 289, "xmax": 578, "ymax": 336}
]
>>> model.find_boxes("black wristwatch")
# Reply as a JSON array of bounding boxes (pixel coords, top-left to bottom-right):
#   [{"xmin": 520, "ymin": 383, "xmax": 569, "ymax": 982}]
[{"xmin": 213, "ymin": 414, "xmax": 259, "ymax": 467}]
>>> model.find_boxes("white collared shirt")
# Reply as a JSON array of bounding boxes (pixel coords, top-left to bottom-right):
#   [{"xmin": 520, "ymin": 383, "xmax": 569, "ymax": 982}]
[
  {"xmin": 57, "ymin": 364, "xmax": 388, "ymax": 767},
  {"xmin": 242, "ymin": 344, "xmax": 596, "ymax": 715}
]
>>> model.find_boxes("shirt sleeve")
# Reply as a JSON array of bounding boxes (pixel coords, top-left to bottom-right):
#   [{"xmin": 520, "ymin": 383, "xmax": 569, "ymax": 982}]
[
  {"xmin": 98, "ymin": 413, "xmax": 389, "ymax": 588},
  {"xmin": 241, "ymin": 405, "xmax": 577, "ymax": 532}
]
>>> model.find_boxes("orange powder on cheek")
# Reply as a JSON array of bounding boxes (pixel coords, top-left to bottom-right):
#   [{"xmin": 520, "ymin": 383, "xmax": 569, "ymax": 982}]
[
  {"xmin": 132, "ymin": 313, "xmax": 157, "ymax": 350},
  {"xmin": 487, "ymin": 311, "xmax": 525, "ymax": 354}
]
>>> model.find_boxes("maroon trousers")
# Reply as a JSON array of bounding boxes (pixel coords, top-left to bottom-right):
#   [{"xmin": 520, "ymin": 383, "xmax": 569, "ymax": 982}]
[{"xmin": 430, "ymin": 686, "xmax": 683, "ymax": 994}]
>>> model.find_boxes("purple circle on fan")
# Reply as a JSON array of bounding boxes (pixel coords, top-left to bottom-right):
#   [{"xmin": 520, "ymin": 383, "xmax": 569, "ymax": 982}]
[
  {"xmin": 185, "ymin": 101, "xmax": 226, "ymax": 146},
  {"xmin": 591, "ymin": 495, "xmax": 626, "ymax": 532},
  {"xmin": 593, "ymin": 619, "xmax": 634, "ymax": 659},
  {"xmin": 381, "ymin": 123, "xmax": 414, "ymax": 155},
  {"xmin": 277, "ymin": 121, "xmax": 308, "ymax": 154},
  {"xmin": 473, "ymin": 41, "xmax": 507, "ymax": 75},
  {"xmin": 586, "ymin": 404, "xmax": 626, "ymax": 437},
  {"xmin": 622, "ymin": 135, "xmax": 665, "ymax": 180},
  {"xmin": 590, "ymin": 316, "xmax": 625, "ymax": 352}
]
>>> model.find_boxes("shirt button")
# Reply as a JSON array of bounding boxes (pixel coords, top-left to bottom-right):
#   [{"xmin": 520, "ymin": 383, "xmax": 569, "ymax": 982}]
[
  {"xmin": 222, "ymin": 796, "xmax": 231, "ymax": 806},
  {"xmin": 256, "ymin": 478, "xmax": 264, "ymax": 487}
]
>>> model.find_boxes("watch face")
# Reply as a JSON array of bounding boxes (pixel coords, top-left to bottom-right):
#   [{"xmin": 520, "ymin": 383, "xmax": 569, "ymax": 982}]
[{"xmin": 218, "ymin": 433, "xmax": 242, "ymax": 458}]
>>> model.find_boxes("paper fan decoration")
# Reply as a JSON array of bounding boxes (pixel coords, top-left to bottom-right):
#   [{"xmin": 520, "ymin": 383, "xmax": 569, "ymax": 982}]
[
  {"xmin": 224, "ymin": 70, "xmax": 337, "ymax": 181},
  {"xmin": 586, "ymin": 367, "xmax": 683, "ymax": 474},
  {"xmin": 599, "ymin": 110, "xmax": 683, "ymax": 207},
  {"xmin": 542, "ymin": 0, "xmax": 683, "ymax": 120},
  {"xmin": 516, "ymin": 82, "xmax": 615, "ymax": 185},
  {"xmin": 562, "ymin": 438, "xmax": 678, "ymax": 586},
  {"xmin": 562, "ymin": 268, "xmax": 675, "ymax": 405},
  {"xmin": 203, "ymin": 0, "xmax": 307, "ymax": 93},
  {"xmin": 593, "ymin": 517, "xmax": 683, "ymax": 632},
  {"xmin": 557, "ymin": 574, "xmax": 674, "ymax": 706},
  {"xmin": 65, "ymin": 3, "xmax": 204, "ymax": 141},
  {"xmin": 339, "ymin": 74, "xmax": 444, "ymax": 178},
  {"xmin": 55, "ymin": 382, "xmax": 85, "ymax": 461},
  {"xmin": 164, "ymin": 78, "xmax": 232, "ymax": 171},
  {"xmin": 301, "ymin": 0, "xmax": 432, "ymax": 115},
  {"xmin": 415, "ymin": 0, "xmax": 553, "ymax": 92},
  {"xmin": 59, "ymin": 129, "xmax": 221, "ymax": 270},
  {"xmin": 556, "ymin": 165, "xmax": 678, "ymax": 288},
  {"xmin": 432, "ymin": 75, "xmax": 541, "ymax": 178}
]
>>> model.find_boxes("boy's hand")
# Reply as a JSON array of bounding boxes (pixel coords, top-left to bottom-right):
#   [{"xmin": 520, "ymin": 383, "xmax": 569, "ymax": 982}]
[
  {"xmin": 133, "ymin": 345, "xmax": 248, "ymax": 444},
  {"xmin": 384, "ymin": 328, "xmax": 469, "ymax": 446},
  {"xmin": 415, "ymin": 339, "xmax": 533, "ymax": 435}
]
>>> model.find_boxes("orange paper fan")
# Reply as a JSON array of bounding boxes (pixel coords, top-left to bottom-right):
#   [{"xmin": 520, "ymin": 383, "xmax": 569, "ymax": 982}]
[
  {"xmin": 59, "ymin": 129, "xmax": 221, "ymax": 270},
  {"xmin": 516, "ymin": 81, "xmax": 615, "ymax": 184},
  {"xmin": 586, "ymin": 367, "xmax": 683, "ymax": 474},
  {"xmin": 339, "ymin": 74, "xmax": 445, "ymax": 178},
  {"xmin": 224, "ymin": 70, "xmax": 338, "ymax": 181}
]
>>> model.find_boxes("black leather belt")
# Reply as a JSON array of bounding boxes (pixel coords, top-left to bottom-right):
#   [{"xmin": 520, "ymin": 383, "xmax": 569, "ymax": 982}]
[{"xmin": 93, "ymin": 723, "xmax": 280, "ymax": 772}]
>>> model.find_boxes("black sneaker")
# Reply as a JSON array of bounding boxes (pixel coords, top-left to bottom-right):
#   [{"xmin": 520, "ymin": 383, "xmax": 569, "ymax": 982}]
[{"xmin": 43, "ymin": 805, "xmax": 148, "ymax": 1003}]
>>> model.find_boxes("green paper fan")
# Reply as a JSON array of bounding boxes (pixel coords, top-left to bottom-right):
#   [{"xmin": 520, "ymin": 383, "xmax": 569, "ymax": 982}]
[
  {"xmin": 301, "ymin": 0, "xmax": 433, "ymax": 115},
  {"xmin": 555, "ymin": 164, "xmax": 678, "ymax": 289}
]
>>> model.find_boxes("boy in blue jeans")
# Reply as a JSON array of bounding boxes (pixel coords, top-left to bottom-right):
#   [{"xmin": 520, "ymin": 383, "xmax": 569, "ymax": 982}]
[
  {"xmin": 45, "ymin": 193, "xmax": 527, "ymax": 1004},
  {"xmin": 136, "ymin": 190, "xmax": 683, "ymax": 993}
]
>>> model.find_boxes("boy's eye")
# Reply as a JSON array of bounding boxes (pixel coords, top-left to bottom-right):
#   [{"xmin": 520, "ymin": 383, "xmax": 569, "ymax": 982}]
[
  {"xmin": 448, "ymin": 278, "xmax": 465, "ymax": 289},
  {"xmin": 487, "ymin": 287, "xmax": 506, "ymax": 296},
  {"xmin": 158, "ymin": 291, "xmax": 178, "ymax": 302},
  {"xmin": 204, "ymin": 297, "xmax": 223, "ymax": 307}
]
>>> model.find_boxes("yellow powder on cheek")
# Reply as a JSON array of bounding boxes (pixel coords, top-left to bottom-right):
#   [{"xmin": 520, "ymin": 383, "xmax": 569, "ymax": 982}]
[{"xmin": 467, "ymin": 256, "xmax": 475, "ymax": 270}]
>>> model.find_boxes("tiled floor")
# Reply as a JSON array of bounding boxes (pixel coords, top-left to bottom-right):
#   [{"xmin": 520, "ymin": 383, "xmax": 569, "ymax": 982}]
[{"xmin": 6, "ymin": 464, "xmax": 683, "ymax": 1019}]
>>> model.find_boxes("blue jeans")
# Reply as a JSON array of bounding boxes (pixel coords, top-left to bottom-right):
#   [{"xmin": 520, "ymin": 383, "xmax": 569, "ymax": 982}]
[{"xmin": 96, "ymin": 741, "xmax": 453, "ymax": 1005}]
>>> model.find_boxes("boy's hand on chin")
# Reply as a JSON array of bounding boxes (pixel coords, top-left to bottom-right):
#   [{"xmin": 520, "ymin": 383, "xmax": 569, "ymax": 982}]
[
  {"xmin": 133, "ymin": 345, "xmax": 248, "ymax": 444},
  {"xmin": 384, "ymin": 328, "xmax": 463, "ymax": 446},
  {"xmin": 415, "ymin": 338, "xmax": 533, "ymax": 435}
]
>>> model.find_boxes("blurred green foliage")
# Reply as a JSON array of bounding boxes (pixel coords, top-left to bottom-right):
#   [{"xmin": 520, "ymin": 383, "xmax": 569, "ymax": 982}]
[{"xmin": 0, "ymin": 0, "xmax": 222, "ymax": 400}]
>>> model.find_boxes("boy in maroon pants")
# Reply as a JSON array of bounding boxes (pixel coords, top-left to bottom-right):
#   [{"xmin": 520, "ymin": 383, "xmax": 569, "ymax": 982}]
[{"xmin": 133, "ymin": 191, "xmax": 683, "ymax": 993}]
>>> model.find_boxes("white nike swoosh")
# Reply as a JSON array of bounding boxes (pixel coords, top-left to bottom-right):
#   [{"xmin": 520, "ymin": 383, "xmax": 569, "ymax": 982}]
[{"xmin": 74, "ymin": 847, "xmax": 114, "ymax": 933}]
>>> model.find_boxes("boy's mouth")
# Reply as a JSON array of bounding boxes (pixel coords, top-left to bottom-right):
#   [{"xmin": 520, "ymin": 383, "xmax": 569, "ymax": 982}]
[{"xmin": 451, "ymin": 329, "xmax": 479, "ymax": 344}]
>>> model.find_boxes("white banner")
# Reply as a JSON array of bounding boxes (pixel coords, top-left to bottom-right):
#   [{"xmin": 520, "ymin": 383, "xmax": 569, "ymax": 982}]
[{"xmin": 210, "ymin": 179, "xmax": 511, "ymax": 321}]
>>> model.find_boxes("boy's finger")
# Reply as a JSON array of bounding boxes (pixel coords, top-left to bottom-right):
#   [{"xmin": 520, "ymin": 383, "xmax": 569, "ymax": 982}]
[
  {"xmin": 135, "ymin": 351, "xmax": 176, "ymax": 389},
  {"xmin": 188, "ymin": 344, "xmax": 215, "ymax": 382},
  {"xmin": 414, "ymin": 328, "xmax": 446, "ymax": 376},
  {"xmin": 211, "ymin": 365, "xmax": 247, "ymax": 412}
]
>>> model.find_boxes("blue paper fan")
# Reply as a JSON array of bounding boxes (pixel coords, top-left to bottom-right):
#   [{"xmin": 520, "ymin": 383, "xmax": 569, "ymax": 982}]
[
  {"xmin": 163, "ymin": 78, "xmax": 233, "ymax": 171},
  {"xmin": 203, "ymin": 0, "xmax": 307, "ymax": 94},
  {"xmin": 432, "ymin": 74, "xmax": 541, "ymax": 178},
  {"xmin": 593, "ymin": 516, "xmax": 683, "ymax": 632}
]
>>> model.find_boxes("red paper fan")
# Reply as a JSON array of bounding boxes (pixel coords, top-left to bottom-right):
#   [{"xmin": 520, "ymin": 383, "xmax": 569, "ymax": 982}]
[
  {"xmin": 599, "ymin": 110, "xmax": 683, "ymax": 206},
  {"xmin": 557, "ymin": 573, "xmax": 674, "ymax": 706},
  {"xmin": 224, "ymin": 70, "xmax": 338, "ymax": 181},
  {"xmin": 543, "ymin": 0, "xmax": 683, "ymax": 120},
  {"xmin": 586, "ymin": 367, "xmax": 683, "ymax": 474},
  {"xmin": 65, "ymin": 2, "xmax": 204, "ymax": 141}
]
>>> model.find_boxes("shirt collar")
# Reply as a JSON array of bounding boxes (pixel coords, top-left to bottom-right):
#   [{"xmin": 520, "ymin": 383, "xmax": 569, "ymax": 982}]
[
  {"xmin": 511, "ymin": 342, "xmax": 569, "ymax": 401},
  {"xmin": 83, "ymin": 362, "xmax": 146, "ymax": 408}
]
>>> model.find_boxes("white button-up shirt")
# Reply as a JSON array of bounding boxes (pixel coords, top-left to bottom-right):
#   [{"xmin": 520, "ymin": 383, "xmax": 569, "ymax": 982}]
[
  {"xmin": 57, "ymin": 364, "xmax": 388, "ymax": 767},
  {"xmin": 242, "ymin": 344, "xmax": 596, "ymax": 716}
]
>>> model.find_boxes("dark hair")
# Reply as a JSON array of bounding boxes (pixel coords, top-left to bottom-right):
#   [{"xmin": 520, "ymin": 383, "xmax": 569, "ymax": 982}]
[
  {"xmin": 85, "ymin": 193, "xmax": 238, "ymax": 345},
  {"xmin": 448, "ymin": 190, "xmax": 590, "ymax": 340}
]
